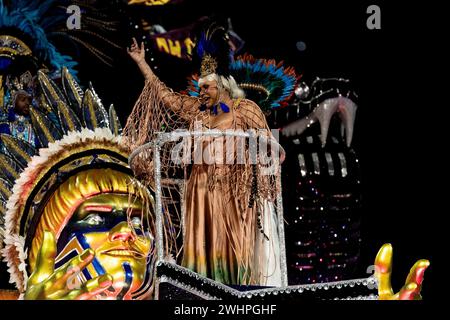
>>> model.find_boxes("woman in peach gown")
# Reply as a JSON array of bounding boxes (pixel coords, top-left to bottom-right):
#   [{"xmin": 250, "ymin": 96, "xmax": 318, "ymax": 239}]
[{"xmin": 125, "ymin": 29, "xmax": 282, "ymax": 286}]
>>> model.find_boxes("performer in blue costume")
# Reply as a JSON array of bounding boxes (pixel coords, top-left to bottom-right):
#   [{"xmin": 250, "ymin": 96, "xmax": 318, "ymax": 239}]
[{"xmin": 0, "ymin": 57, "xmax": 39, "ymax": 147}]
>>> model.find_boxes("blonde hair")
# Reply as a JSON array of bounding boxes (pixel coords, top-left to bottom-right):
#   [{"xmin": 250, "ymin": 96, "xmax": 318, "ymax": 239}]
[{"xmin": 198, "ymin": 73, "xmax": 245, "ymax": 99}]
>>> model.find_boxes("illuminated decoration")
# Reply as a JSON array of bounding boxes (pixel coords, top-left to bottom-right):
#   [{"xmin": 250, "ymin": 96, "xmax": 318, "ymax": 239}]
[
  {"xmin": 281, "ymin": 133, "xmax": 363, "ymax": 285},
  {"xmin": 0, "ymin": 67, "xmax": 172, "ymax": 299},
  {"xmin": 155, "ymin": 260, "xmax": 378, "ymax": 300},
  {"xmin": 279, "ymin": 78, "xmax": 361, "ymax": 284},
  {"xmin": 150, "ymin": 244, "xmax": 428, "ymax": 300}
]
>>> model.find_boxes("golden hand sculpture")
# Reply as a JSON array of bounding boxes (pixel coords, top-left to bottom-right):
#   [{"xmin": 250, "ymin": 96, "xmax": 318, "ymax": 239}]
[
  {"xmin": 375, "ymin": 243, "xmax": 430, "ymax": 300},
  {"xmin": 24, "ymin": 231, "xmax": 113, "ymax": 300}
]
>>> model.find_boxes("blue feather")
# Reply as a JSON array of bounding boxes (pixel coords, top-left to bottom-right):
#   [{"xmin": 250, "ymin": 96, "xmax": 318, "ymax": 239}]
[{"xmin": 0, "ymin": 0, "xmax": 78, "ymax": 77}]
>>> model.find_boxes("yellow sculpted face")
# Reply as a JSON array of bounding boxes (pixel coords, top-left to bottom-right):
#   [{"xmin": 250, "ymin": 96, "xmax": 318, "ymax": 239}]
[{"xmin": 55, "ymin": 193, "xmax": 153, "ymax": 300}]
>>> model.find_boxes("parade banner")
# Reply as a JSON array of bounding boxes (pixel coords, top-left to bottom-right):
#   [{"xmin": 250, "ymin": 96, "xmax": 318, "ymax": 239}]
[
  {"xmin": 146, "ymin": 18, "xmax": 206, "ymax": 60},
  {"xmin": 144, "ymin": 17, "xmax": 245, "ymax": 61}
]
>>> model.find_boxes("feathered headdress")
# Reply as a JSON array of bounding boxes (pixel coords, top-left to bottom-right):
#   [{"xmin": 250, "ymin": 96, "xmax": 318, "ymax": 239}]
[
  {"xmin": 186, "ymin": 53, "xmax": 299, "ymax": 113},
  {"xmin": 230, "ymin": 54, "xmax": 298, "ymax": 111},
  {"xmin": 195, "ymin": 22, "xmax": 233, "ymax": 78}
]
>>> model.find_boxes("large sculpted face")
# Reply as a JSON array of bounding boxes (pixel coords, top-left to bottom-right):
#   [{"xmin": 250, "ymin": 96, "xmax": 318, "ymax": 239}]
[{"xmin": 55, "ymin": 193, "xmax": 153, "ymax": 300}]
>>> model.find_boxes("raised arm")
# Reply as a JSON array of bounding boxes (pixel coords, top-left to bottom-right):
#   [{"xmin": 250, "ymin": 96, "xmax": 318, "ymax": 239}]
[
  {"xmin": 127, "ymin": 38, "xmax": 154, "ymax": 81},
  {"xmin": 127, "ymin": 38, "xmax": 200, "ymax": 115}
]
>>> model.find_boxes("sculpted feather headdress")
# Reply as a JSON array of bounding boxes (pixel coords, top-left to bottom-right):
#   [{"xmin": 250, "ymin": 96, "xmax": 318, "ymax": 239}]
[
  {"xmin": 0, "ymin": 67, "xmax": 176, "ymax": 297},
  {"xmin": 0, "ymin": 67, "xmax": 126, "ymax": 292}
]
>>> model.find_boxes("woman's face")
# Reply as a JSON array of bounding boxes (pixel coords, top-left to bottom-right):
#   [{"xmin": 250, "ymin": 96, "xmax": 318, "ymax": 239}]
[
  {"xmin": 15, "ymin": 93, "xmax": 32, "ymax": 116},
  {"xmin": 199, "ymin": 79, "xmax": 220, "ymax": 108}
]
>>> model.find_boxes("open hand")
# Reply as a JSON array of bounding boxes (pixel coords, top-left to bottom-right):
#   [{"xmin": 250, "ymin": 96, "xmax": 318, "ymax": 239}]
[{"xmin": 24, "ymin": 231, "xmax": 113, "ymax": 300}]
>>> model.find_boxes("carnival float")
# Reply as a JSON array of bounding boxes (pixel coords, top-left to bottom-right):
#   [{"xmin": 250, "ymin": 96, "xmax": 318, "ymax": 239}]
[{"xmin": 0, "ymin": 0, "xmax": 429, "ymax": 300}]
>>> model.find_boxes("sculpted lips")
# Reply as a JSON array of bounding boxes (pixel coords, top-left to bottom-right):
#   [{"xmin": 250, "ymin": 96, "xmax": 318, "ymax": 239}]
[{"xmin": 102, "ymin": 247, "xmax": 145, "ymax": 259}]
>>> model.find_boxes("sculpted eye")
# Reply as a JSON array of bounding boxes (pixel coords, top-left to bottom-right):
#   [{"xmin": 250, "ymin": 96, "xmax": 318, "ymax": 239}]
[
  {"xmin": 131, "ymin": 217, "xmax": 142, "ymax": 229},
  {"xmin": 83, "ymin": 214, "xmax": 105, "ymax": 226}
]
